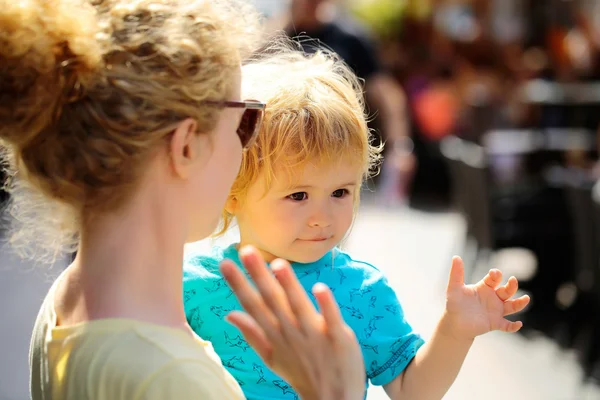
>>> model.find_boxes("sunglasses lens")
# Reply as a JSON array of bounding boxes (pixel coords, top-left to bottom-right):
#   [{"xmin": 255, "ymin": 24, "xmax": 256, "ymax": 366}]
[{"xmin": 237, "ymin": 108, "xmax": 262, "ymax": 148}]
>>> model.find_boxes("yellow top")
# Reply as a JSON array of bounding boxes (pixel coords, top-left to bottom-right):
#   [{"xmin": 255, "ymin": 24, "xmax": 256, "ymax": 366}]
[{"xmin": 29, "ymin": 277, "xmax": 245, "ymax": 400}]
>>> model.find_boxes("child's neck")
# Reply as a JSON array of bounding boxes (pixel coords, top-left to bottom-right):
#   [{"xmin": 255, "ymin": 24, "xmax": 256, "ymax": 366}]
[
  {"xmin": 235, "ymin": 240, "xmax": 337, "ymax": 266},
  {"xmin": 236, "ymin": 241, "xmax": 280, "ymax": 264}
]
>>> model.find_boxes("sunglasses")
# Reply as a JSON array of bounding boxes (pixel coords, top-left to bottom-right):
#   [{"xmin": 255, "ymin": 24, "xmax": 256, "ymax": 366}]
[{"xmin": 202, "ymin": 100, "xmax": 266, "ymax": 149}]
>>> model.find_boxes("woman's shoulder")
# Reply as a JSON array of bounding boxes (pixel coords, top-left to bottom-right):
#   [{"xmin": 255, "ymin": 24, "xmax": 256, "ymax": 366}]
[
  {"xmin": 110, "ymin": 323, "xmax": 244, "ymax": 399},
  {"xmin": 33, "ymin": 319, "xmax": 244, "ymax": 399}
]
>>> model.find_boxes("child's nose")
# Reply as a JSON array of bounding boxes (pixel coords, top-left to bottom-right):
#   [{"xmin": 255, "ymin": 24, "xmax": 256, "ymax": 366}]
[{"xmin": 308, "ymin": 206, "xmax": 332, "ymax": 228}]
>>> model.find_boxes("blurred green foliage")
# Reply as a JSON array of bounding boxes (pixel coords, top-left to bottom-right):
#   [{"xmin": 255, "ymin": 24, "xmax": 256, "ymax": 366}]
[{"xmin": 351, "ymin": 0, "xmax": 407, "ymax": 39}]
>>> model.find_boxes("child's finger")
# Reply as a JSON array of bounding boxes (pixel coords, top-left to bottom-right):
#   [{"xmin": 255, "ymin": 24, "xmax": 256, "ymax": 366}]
[
  {"xmin": 496, "ymin": 318, "xmax": 523, "ymax": 333},
  {"xmin": 238, "ymin": 246, "xmax": 286, "ymax": 307},
  {"xmin": 482, "ymin": 269, "xmax": 503, "ymax": 289},
  {"xmin": 313, "ymin": 282, "xmax": 345, "ymax": 340},
  {"xmin": 447, "ymin": 256, "xmax": 465, "ymax": 289},
  {"xmin": 495, "ymin": 276, "xmax": 518, "ymax": 301},
  {"xmin": 220, "ymin": 259, "xmax": 280, "ymax": 337},
  {"xmin": 503, "ymin": 295, "xmax": 531, "ymax": 316},
  {"xmin": 272, "ymin": 260, "xmax": 320, "ymax": 332},
  {"xmin": 238, "ymin": 247, "xmax": 297, "ymax": 326},
  {"xmin": 225, "ymin": 311, "xmax": 273, "ymax": 362}
]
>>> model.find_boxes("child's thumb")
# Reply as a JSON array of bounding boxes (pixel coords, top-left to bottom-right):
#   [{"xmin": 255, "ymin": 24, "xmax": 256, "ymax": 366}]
[{"xmin": 447, "ymin": 256, "xmax": 465, "ymax": 289}]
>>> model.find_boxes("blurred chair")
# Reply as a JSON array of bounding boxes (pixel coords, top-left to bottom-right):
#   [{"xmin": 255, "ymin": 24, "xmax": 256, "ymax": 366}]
[
  {"xmin": 440, "ymin": 136, "xmax": 470, "ymax": 216},
  {"xmin": 460, "ymin": 140, "xmax": 493, "ymax": 249},
  {"xmin": 594, "ymin": 181, "xmax": 600, "ymax": 300},
  {"xmin": 582, "ymin": 181, "xmax": 600, "ymax": 383},
  {"xmin": 564, "ymin": 176, "xmax": 600, "ymax": 374},
  {"xmin": 441, "ymin": 137, "xmax": 485, "ymax": 279},
  {"xmin": 460, "ymin": 140, "xmax": 494, "ymax": 279},
  {"xmin": 565, "ymin": 177, "xmax": 598, "ymax": 296},
  {"xmin": 441, "ymin": 136, "xmax": 495, "ymax": 281}
]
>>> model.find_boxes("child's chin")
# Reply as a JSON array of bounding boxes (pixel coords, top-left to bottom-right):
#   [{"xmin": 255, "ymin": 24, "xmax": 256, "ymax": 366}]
[{"xmin": 291, "ymin": 250, "xmax": 329, "ymax": 265}]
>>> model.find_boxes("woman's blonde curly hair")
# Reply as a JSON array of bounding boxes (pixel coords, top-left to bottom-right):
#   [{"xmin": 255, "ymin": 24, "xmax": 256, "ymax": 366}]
[{"xmin": 0, "ymin": 0, "xmax": 260, "ymax": 261}]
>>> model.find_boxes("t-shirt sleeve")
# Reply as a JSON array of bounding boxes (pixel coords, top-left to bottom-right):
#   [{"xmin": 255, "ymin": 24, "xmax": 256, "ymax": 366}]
[
  {"xmin": 353, "ymin": 271, "xmax": 424, "ymax": 386},
  {"xmin": 136, "ymin": 361, "xmax": 245, "ymax": 400}
]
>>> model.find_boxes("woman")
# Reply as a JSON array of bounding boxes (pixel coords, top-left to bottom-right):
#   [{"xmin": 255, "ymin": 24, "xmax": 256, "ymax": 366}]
[{"xmin": 0, "ymin": 0, "xmax": 365, "ymax": 398}]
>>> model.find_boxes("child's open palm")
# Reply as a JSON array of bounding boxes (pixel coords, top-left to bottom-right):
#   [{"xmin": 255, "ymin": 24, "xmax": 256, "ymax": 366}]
[{"xmin": 443, "ymin": 256, "xmax": 531, "ymax": 340}]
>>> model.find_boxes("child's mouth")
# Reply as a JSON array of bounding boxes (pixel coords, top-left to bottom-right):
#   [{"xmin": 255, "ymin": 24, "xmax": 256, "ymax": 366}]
[{"xmin": 300, "ymin": 237, "xmax": 330, "ymax": 242}]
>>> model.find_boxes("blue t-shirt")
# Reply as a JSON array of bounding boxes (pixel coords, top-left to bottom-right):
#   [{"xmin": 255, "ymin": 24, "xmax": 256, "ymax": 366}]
[{"xmin": 183, "ymin": 244, "xmax": 424, "ymax": 400}]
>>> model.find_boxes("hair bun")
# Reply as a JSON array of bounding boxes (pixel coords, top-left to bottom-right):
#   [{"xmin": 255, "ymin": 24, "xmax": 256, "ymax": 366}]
[{"xmin": 0, "ymin": 0, "xmax": 102, "ymax": 148}]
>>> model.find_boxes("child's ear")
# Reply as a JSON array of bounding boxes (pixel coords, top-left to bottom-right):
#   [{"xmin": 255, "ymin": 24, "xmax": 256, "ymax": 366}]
[{"xmin": 224, "ymin": 196, "xmax": 238, "ymax": 215}]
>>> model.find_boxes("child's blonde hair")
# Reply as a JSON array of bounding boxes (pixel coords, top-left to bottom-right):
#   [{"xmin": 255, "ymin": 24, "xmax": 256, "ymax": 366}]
[{"xmin": 219, "ymin": 47, "xmax": 382, "ymax": 234}]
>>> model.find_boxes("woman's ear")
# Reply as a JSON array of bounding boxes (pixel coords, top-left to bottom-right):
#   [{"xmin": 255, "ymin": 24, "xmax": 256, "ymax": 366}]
[
  {"xmin": 224, "ymin": 195, "xmax": 238, "ymax": 215},
  {"xmin": 169, "ymin": 118, "xmax": 212, "ymax": 178},
  {"xmin": 170, "ymin": 118, "xmax": 200, "ymax": 178}
]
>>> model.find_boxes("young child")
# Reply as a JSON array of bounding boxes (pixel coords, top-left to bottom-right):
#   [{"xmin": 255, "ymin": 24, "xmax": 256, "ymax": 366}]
[{"xmin": 183, "ymin": 50, "xmax": 530, "ymax": 400}]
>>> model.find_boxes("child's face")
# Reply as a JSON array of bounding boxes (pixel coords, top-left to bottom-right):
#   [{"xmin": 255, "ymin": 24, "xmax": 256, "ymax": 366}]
[{"xmin": 234, "ymin": 159, "xmax": 360, "ymax": 263}]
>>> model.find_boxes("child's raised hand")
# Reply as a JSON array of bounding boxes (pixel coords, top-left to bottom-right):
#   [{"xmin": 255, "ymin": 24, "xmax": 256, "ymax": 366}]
[{"xmin": 441, "ymin": 256, "xmax": 531, "ymax": 341}]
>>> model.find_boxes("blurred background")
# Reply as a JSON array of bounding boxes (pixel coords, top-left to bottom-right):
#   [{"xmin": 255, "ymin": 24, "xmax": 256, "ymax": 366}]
[{"xmin": 2, "ymin": 0, "xmax": 600, "ymax": 399}]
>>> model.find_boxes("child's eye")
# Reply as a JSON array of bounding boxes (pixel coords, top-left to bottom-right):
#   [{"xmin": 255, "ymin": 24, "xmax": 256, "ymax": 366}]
[
  {"xmin": 288, "ymin": 192, "xmax": 308, "ymax": 201},
  {"xmin": 332, "ymin": 189, "xmax": 350, "ymax": 198}
]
